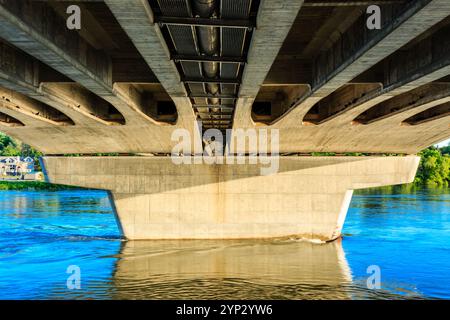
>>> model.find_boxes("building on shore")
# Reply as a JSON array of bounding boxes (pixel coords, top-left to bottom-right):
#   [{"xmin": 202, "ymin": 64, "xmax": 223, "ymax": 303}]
[{"xmin": 0, "ymin": 156, "xmax": 41, "ymax": 180}]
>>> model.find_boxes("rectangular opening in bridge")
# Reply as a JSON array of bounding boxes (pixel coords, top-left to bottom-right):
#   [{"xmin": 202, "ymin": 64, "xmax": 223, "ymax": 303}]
[
  {"xmin": 133, "ymin": 84, "xmax": 178, "ymax": 124},
  {"xmin": 354, "ymin": 82, "xmax": 450, "ymax": 125},
  {"xmin": 40, "ymin": 83, "xmax": 125, "ymax": 125},
  {"xmin": 157, "ymin": 101, "xmax": 177, "ymax": 116},
  {"xmin": 252, "ymin": 101, "xmax": 272, "ymax": 122},
  {"xmin": 0, "ymin": 112, "xmax": 24, "ymax": 127},
  {"xmin": 252, "ymin": 85, "xmax": 311, "ymax": 124},
  {"xmin": 303, "ymin": 83, "xmax": 382, "ymax": 124},
  {"xmin": 403, "ymin": 102, "xmax": 450, "ymax": 126}
]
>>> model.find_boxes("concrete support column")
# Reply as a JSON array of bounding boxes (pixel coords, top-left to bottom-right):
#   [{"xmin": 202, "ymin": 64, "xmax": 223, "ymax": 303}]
[{"xmin": 41, "ymin": 156, "xmax": 419, "ymax": 241}]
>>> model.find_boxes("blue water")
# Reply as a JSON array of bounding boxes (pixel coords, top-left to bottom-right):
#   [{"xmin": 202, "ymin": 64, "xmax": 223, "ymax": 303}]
[
  {"xmin": 0, "ymin": 190, "xmax": 121, "ymax": 299},
  {"xmin": 0, "ymin": 187, "xmax": 448, "ymax": 299},
  {"xmin": 344, "ymin": 188, "xmax": 450, "ymax": 299}
]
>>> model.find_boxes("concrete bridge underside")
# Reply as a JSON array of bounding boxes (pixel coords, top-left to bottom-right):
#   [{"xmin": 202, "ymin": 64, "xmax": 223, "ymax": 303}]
[{"xmin": 0, "ymin": 0, "xmax": 449, "ymax": 240}]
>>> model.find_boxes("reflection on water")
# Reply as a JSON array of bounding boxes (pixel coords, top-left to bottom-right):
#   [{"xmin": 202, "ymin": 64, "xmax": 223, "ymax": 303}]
[
  {"xmin": 112, "ymin": 239, "xmax": 353, "ymax": 299},
  {"xmin": 0, "ymin": 187, "xmax": 449, "ymax": 299}
]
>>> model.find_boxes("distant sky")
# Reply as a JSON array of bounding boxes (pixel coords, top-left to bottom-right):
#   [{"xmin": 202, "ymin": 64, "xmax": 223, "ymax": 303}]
[{"xmin": 435, "ymin": 139, "xmax": 450, "ymax": 148}]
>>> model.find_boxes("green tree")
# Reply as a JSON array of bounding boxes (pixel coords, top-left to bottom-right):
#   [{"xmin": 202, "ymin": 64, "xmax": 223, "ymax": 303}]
[
  {"xmin": 20, "ymin": 143, "xmax": 42, "ymax": 159},
  {"xmin": 415, "ymin": 147, "xmax": 450, "ymax": 186},
  {"xmin": 441, "ymin": 145, "xmax": 450, "ymax": 155},
  {"xmin": 1, "ymin": 144, "xmax": 21, "ymax": 156},
  {"xmin": 0, "ymin": 132, "xmax": 41, "ymax": 168},
  {"xmin": 0, "ymin": 132, "xmax": 16, "ymax": 151}
]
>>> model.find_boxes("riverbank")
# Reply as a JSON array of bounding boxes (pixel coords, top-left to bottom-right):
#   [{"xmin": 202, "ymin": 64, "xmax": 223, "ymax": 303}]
[
  {"xmin": 0, "ymin": 177, "xmax": 446, "ymax": 192},
  {"xmin": 354, "ymin": 183, "xmax": 437, "ymax": 195},
  {"xmin": 0, "ymin": 181, "xmax": 78, "ymax": 191}
]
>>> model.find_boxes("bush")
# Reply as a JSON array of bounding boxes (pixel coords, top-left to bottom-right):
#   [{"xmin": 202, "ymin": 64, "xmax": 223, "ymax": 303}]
[{"xmin": 415, "ymin": 147, "xmax": 450, "ymax": 186}]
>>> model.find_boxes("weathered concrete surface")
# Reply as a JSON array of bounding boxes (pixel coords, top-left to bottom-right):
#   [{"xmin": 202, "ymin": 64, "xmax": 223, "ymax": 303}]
[
  {"xmin": 104, "ymin": 0, "xmax": 196, "ymax": 131},
  {"xmin": 239, "ymin": 1, "xmax": 304, "ymax": 98},
  {"xmin": 274, "ymin": 0, "xmax": 450, "ymax": 125},
  {"xmin": 232, "ymin": 0, "xmax": 450, "ymax": 154},
  {"xmin": 42, "ymin": 156, "xmax": 419, "ymax": 241},
  {"xmin": 0, "ymin": 1, "xmax": 448, "ymax": 154},
  {"xmin": 0, "ymin": 0, "xmax": 199, "ymax": 154}
]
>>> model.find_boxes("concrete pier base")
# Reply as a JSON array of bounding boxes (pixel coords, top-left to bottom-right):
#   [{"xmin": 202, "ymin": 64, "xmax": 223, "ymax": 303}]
[{"xmin": 41, "ymin": 156, "xmax": 419, "ymax": 241}]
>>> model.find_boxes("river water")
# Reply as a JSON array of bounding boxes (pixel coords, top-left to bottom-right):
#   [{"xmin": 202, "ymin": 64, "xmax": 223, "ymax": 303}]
[{"xmin": 0, "ymin": 187, "xmax": 448, "ymax": 300}]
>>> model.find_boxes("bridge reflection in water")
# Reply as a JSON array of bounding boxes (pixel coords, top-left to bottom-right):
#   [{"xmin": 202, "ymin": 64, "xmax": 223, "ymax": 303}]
[{"xmin": 111, "ymin": 239, "xmax": 353, "ymax": 299}]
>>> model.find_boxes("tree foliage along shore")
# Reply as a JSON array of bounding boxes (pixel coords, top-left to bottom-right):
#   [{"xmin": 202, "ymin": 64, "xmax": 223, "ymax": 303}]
[
  {"xmin": 0, "ymin": 181, "xmax": 78, "ymax": 191},
  {"xmin": 1, "ymin": 132, "xmax": 449, "ymax": 187},
  {"xmin": 0, "ymin": 133, "xmax": 42, "ymax": 169},
  {"xmin": 415, "ymin": 146, "xmax": 450, "ymax": 186}
]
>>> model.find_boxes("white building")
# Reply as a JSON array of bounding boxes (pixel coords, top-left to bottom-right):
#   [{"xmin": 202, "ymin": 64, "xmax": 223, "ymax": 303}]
[{"xmin": 0, "ymin": 156, "xmax": 35, "ymax": 177}]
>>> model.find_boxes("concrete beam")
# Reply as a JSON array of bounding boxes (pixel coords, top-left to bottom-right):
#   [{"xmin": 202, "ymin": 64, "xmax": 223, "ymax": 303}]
[
  {"xmin": 0, "ymin": 1, "xmax": 446, "ymax": 155},
  {"xmin": 0, "ymin": 101, "xmax": 56, "ymax": 127},
  {"xmin": 224, "ymin": 0, "xmax": 450, "ymax": 154},
  {"xmin": 378, "ymin": 96, "xmax": 450, "ymax": 125},
  {"xmin": 262, "ymin": 6, "xmax": 360, "ymax": 86},
  {"xmin": 229, "ymin": 60, "xmax": 450, "ymax": 154},
  {"xmin": 40, "ymin": 83, "xmax": 125, "ymax": 125},
  {"xmin": 275, "ymin": 0, "xmax": 450, "ymax": 127},
  {"xmin": 233, "ymin": 0, "xmax": 305, "ymax": 128},
  {"xmin": 302, "ymin": 78, "xmax": 450, "ymax": 154},
  {"xmin": 301, "ymin": 7, "xmax": 362, "ymax": 60},
  {"xmin": 355, "ymin": 83, "xmax": 450, "ymax": 124},
  {"xmin": 0, "ymin": 40, "xmax": 119, "ymax": 126},
  {"xmin": 111, "ymin": 57, "xmax": 159, "ymax": 84},
  {"xmin": 0, "ymin": 0, "xmax": 165, "ymax": 126},
  {"xmin": 0, "ymin": 110, "xmax": 24, "ymax": 127},
  {"xmin": 0, "ymin": 88, "xmax": 68, "ymax": 127},
  {"xmin": 104, "ymin": 0, "xmax": 197, "ymax": 129},
  {"xmin": 263, "ymin": 60, "xmax": 312, "ymax": 85},
  {"xmin": 303, "ymin": 83, "xmax": 382, "ymax": 124},
  {"xmin": 402, "ymin": 102, "xmax": 450, "ymax": 125},
  {"xmin": 324, "ymin": 19, "xmax": 450, "ymax": 126}
]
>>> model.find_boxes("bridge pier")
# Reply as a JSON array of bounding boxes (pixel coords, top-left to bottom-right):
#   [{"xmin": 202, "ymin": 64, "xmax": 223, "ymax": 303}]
[{"xmin": 41, "ymin": 156, "xmax": 419, "ymax": 241}]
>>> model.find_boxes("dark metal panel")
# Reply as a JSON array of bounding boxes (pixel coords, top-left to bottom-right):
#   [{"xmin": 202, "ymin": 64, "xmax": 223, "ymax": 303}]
[
  {"xmin": 189, "ymin": 93, "xmax": 236, "ymax": 99},
  {"xmin": 221, "ymin": 28, "xmax": 246, "ymax": 57},
  {"xmin": 181, "ymin": 61, "xmax": 203, "ymax": 78},
  {"xmin": 195, "ymin": 105, "xmax": 235, "ymax": 110},
  {"xmin": 167, "ymin": 25, "xmax": 198, "ymax": 55},
  {"xmin": 220, "ymin": 84, "xmax": 237, "ymax": 94},
  {"xmin": 193, "ymin": 97, "xmax": 209, "ymax": 105},
  {"xmin": 187, "ymin": 83, "xmax": 205, "ymax": 94},
  {"xmin": 156, "ymin": 0, "xmax": 191, "ymax": 16},
  {"xmin": 183, "ymin": 77, "xmax": 239, "ymax": 84},
  {"xmin": 221, "ymin": 0, "xmax": 252, "ymax": 19},
  {"xmin": 154, "ymin": 0, "xmax": 258, "ymax": 131},
  {"xmin": 221, "ymin": 98, "xmax": 236, "ymax": 105},
  {"xmin": 220, "ymin": 63, "xmax": 240, "ymax": 79}
]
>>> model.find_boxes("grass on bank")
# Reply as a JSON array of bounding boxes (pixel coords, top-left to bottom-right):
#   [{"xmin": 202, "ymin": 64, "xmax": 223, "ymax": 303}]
[
  {"xmin": 0, "ymin": 181, "xmax": 78, "ymax": 191},
  {"xmin": 354, "ymin": 182, "xmax": 448, "ymax": 195}
]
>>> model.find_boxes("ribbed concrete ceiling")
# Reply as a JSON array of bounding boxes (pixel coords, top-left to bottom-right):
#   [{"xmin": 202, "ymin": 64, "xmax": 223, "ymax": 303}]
[{"xmin": 149, "ymin": 0, "xmax": 259, "ymax": 132}]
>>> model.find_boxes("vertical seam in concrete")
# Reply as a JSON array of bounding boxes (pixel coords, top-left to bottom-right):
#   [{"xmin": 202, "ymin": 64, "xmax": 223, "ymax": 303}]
[
  {"xmin": 333, "ymin": 190, "xmax": 354, "ymax": 240},
  {"xmin": 107, "ymin": 191, "xmax": 125, "ymax": 239},
  {"xmin": 39, "ymin": 157, "xmax": 49, "ymax": 183}
]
